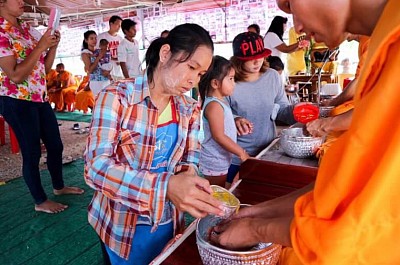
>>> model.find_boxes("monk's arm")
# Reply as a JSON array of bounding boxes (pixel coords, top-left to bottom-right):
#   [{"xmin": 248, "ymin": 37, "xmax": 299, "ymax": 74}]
[
  {"xmin": 306, "ymin": 110, "xmax": 353, "ymax": 137},
  {"xmin": 234, "ymin": 183, "xmax": 314, "ymax": 220}
]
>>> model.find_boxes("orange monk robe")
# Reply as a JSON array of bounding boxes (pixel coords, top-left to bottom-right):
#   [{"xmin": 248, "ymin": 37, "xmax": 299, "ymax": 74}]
[
  {"xmin": 278, "ymin": 248, "xmax": 303, "ymax": 265},
  {"xmin": 48, "ymin": 70, "xmax": 77, "ymax": 111},
  {"xmin": 63, "ymin": 75, "xmax": 80, "ymax": 111},
  {"xmin": 355, "ymin": 36, "xmax": 370, "ymax": 78},
  {"xmin": 75, "ymin": 75, "xmax": 94, "ymax": 113},
  {"xmin": 290, "ymin": 1, "xmax": 400, "ymax": 264},
  {"xmin": 46, "ymin": 69, "xmax": 58, "ymax": 90}
]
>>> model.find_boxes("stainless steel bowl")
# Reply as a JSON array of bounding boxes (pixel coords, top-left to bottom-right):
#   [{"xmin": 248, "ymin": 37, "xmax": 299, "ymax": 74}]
[
  {"xmin": 280, "ymin": 128, "xmax": 323, "ymax": 158},
  {"xmin": 196, "ymin": 208, "xmax": 281, "ymax": 265}
]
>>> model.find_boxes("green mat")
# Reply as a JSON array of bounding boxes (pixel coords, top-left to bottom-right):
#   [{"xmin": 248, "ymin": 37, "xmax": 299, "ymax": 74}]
[
  {"xmin": 55, "ymin": 111, "xmax": 92, "ymax": 123},
  {"xmin": 0, "ymin": 160, "xmax": 102, "ymax": 265},
  {"xmin": 0, "ymin": 160, "xmax": 196, "ymax": 264}
]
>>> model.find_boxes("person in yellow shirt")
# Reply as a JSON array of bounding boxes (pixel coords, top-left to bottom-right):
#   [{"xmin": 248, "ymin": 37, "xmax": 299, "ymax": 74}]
[
  {"xmin": 286, "ymin": 27, "xmax": 306, "ymax": 75},
  {"xmin": 211, "ymin": 1, "xmax": 400, "ymax": 264}
]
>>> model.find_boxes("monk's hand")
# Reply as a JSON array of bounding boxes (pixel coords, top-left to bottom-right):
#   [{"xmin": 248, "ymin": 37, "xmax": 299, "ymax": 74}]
[
  {"xmin": 306, "ymin": 118, "xmax": 329, "ymax": 137},
  {"xmin": 210, "ymin": 218, "xmax": 260, "ymax": 250},
  {"xmin": 167, "ymin": 173, "xmax": 224, "ymax": 218},
  {"xmin": 229, "ymin": 201, "xmax": 279, "ymax": 221},
  {"xmin": 235, "ymin": 117, "xmax": 253, "ymax": 136}
]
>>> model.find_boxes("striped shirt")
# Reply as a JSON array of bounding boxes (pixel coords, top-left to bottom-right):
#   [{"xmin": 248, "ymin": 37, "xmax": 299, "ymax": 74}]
[{"xmin": 84, "ymin": 75, "xmax": 201, "ymax": 259}]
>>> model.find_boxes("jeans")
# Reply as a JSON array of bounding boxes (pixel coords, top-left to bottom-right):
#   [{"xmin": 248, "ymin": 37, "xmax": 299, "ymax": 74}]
[
  {"xmin": 104, "ymin": 222, "xmax": 173, "ymax": 265},
  {"xmin": 227, "ymin": 164, "xmax": 241, "ymax": 183},
  {"xmin": 0, "ymin": 96, "xmax": 64, "ymax": 204}
]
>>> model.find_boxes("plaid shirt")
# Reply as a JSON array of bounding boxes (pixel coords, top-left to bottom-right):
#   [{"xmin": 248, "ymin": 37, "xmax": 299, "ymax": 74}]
[{"xmin": 84, "ymin": 76, "xmax": 201, "ymax": 259}]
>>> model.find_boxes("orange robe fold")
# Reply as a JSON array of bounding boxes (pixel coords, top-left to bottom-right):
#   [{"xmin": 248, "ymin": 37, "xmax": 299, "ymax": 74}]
[
  {"xmin": 355, "ymin": 36, "xmax": 370, "ymax": 78},
  {"xmin": 291, "ymin": 1, "xmax": 400, "ymax": 264},
  {"xmin": 75, "ymin": 76, "xmax": 94, "ymax": 113}
]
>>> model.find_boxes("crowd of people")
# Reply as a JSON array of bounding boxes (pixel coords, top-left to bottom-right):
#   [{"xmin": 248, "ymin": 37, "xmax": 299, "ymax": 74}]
[
  {"xmin": 1, "ymin": 0, "xmax": 399, "ymax": 264},
  {"xmin": 44, "ymin": 15, "xmax": 143, "ymax": 114}
]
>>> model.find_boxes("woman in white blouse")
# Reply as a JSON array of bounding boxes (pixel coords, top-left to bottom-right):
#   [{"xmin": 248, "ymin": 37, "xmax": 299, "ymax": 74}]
[{"xmin": 263, "ymin": 16, "xmax": 299, "ymax": 59}]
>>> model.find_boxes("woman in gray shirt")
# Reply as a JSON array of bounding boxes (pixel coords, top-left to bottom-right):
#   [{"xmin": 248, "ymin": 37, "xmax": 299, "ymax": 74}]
[{"xmin": 227, "ymin": 32, "xmax": 296, "ymax": 183}]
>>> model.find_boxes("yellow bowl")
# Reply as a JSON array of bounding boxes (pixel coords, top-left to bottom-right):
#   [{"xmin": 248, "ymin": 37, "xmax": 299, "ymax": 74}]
[{"xmin": 211, "ymin": 185, "xmax": 240, "ymax": 218}]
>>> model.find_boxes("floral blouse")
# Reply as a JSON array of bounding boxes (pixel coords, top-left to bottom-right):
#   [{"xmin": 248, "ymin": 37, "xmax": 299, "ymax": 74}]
[
  {"xmin": 81, "ymin": 49, "xmax": 110, "ymax": 82},
  {"xmin": 0, "ymin": 17, "xmax": 47, "ymax": 102}
]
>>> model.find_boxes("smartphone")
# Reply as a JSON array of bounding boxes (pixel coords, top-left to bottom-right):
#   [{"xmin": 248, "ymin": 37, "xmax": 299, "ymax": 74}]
[{"xmin": 48, "ymin": 8, "xmax": 61, "ymax": 35}]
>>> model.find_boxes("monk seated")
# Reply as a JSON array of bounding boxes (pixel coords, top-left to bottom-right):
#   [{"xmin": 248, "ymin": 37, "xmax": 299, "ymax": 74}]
[
  {"xmin": 47, "ymin": 63, "xmax": 78, "ymax": 112},
  {"xmin": 75, "ymin": 75, "xmax": 94, "ymax": 114}
]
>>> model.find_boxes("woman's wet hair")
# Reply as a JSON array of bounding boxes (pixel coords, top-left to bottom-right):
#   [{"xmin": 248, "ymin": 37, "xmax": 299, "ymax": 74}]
[
  {"xmin": 145, "ymin": 23, "xmax": 214, "ymax": 84},
  {"xmin": 198, "ymin": 55, "xmax": 233, "ymax": 108},
  {"xmin": 82, "ymin": 30, "xmax": 96, "ymax": 50}
]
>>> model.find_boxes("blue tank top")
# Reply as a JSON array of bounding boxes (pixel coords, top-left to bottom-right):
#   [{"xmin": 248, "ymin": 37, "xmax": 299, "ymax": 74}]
[
  {"xmin": 138, "ymin": 98, "xmax": 178, "ymax": 225},
  {"xmin": 199, "ymin": 97, "xmax": 237, "ymax": 173}
]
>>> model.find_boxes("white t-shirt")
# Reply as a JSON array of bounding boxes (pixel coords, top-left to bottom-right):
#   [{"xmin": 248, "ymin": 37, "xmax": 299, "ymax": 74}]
[
  {"xmin": 117, "ymin": 38, "xmax": 141, "ymax": 78},
  {"xmin": 263, "ymin": 32, "xmax": 284, "ymax": 59},
  {"xmin": 97, "ymin": 31, "xmax": 124, "ymax": 78}
]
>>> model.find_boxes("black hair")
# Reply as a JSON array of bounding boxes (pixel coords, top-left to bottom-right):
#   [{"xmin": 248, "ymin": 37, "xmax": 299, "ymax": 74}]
[
  {"xmin": 82, "ymin": 30, "xmax": 96, "ymax": 50},
  {"xmin": 56, "ymin": 63, "xmax": 64, "ymax": 68},
  {"xmin": 160, "ymin": 30, "xmax": 170, "ymax": 37},
  {"xmin": 109, "ymin": 15, "xmax": 123, "ymax": 24},
  {"xmin": 198, "ymin": 55, "xmax": 233, "ymax": 108},
  {"xmin": 99, "ymin": 39, "xmax": 109, "ymax": 46},
  {"xmin": 121, "ymin": 19, "xmax": 137, "ymax": 35},
  {"xmin": 145, "ymin": 23, "xmax": 214, "ymax": 85},
  {"xmin": 267, "ymin": 56, "xmax": 284, "ymax": 72},
  {"xmin": 247, "ymin": 24, "xmax": 261, "ymax": 35},
  {"xmin": 266, "ymin": 16, "xmax": 288, "ymax": 41}
]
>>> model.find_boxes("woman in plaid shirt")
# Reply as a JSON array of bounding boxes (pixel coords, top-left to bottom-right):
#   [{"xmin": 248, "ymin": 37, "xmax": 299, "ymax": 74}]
[{"xmin": 84, "ymin": 23, "xmax": 224, "ymax": 264}]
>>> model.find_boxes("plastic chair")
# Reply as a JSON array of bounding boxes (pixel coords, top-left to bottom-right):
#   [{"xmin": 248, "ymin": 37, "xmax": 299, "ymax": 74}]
[{"xmin": 0, "ymin": 115, "xmax": 20, "ymax": 154}]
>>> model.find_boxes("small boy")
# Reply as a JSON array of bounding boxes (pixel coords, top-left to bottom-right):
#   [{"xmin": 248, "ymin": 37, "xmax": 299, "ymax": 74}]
[{"xmin": 94, "ymin": 39, "xmax": 113, "ymax": 81}]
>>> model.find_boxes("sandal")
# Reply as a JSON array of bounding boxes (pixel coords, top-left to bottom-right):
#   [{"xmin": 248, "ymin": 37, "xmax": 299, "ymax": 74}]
[{"xmin": 72, "ymin": 123, "xmax": 80, "ymax": 130}]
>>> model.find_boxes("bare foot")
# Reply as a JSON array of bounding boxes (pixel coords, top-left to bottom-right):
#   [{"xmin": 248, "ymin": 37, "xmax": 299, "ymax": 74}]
[
  {"xmin": 35, "ymin": 200, "xmax": 68, "ymax": 214},
  {"xmin": 53, "ymin": 186, "xmax": 85, "ymax": 195}
]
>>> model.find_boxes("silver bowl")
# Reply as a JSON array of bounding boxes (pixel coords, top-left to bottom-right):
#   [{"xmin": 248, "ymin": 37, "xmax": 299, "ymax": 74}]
[
  {"xmin": 280, "ymin": 128, "xmax": 323, "ymax": 158},
  {"xmin": 196, "ymin": 207, "xmax": 281, "ymax": 265}
]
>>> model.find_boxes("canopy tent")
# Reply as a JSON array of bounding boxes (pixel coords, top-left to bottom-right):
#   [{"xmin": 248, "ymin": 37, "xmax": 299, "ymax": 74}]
[{"xmin": 21, "ymin": 0, "xmax": 230, "ymax": 28}]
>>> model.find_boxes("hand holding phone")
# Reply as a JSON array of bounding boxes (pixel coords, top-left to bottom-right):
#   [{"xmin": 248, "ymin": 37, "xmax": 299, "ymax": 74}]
[{"xmin": 48, "ymin": 8, "xmax": 61, "ymax": 35}]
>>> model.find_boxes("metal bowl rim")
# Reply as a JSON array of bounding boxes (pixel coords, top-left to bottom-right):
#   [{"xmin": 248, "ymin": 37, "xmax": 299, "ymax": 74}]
[
  {"xmin": 281, "ymin": 128, "xmax": 322, "ymax": 140},
  {"xmin": 196, "ymin": 216, "xmax": 273, "ymax": 255}
]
